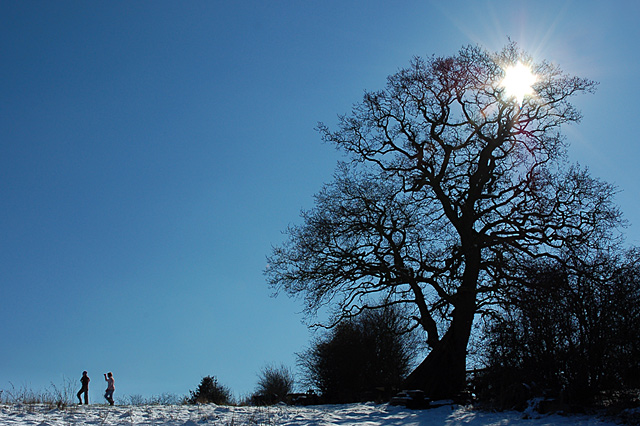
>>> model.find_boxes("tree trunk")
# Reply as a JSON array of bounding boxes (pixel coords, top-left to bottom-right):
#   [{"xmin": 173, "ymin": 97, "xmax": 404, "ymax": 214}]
[
  {"xmin": 402, "ymin": 304, "xmax": 475, "ymax": 399},
  {"xmin": 403, "ymin": 247, "xmax": 479, "ymax": 399}
]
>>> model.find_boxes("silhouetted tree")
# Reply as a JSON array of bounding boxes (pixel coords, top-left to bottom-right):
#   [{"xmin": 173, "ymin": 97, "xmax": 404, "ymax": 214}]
[
  {"xmin": 251, "ymin": 364, "xmax": 295, "ymax": 405},
  {"xmin": 479, "ymin": 247, "xmax": 640, "ymax": 406},
  {"xmin": 187, "ymin": 376, "xmax": 232, "ymax": 405},
  {"xmin": 298, "ymin": 307, "xmax": 421, "ymax": 403},
  {"xmin": 267, "ymin": 42, "xmax": 624, "ymax": 399}
]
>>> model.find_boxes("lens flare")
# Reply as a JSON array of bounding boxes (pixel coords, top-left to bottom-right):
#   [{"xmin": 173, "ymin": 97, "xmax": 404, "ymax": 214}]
[{"xmin": 500, "ymin": 62, "xmax": 537, "ymax": 105}]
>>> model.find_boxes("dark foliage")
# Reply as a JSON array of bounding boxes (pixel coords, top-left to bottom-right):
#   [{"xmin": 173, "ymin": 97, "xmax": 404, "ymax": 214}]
[
  {"xmin": 251, "ymin": 364, "xmax": 295, "ymax": 405},
  {"xmin": 477, "ymin": 248, "xmax": 640, "ymax": 407},
  {"xmin": 187, "ymin": 376, "xmax": 232, "ymax": 405},
  {"xmin": 298, "ymin": 307, "xmax": 420, "ymax": 403}
]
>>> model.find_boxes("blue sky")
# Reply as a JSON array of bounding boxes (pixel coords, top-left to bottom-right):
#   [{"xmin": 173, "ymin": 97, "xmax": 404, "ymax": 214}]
[{"xmin": 1, "ymin": 0, "xmax": 639, "ymax": 401}]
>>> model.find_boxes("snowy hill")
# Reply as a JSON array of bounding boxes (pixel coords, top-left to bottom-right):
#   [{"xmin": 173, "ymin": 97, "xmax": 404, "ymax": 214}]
[{"xmin": 0, "ymin": 402, "xmax": 625, "ymax": 425}]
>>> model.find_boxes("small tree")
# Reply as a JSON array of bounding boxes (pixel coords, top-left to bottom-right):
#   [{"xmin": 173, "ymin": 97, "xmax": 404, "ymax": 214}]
[
  {"xmin": 187, "ymin": 376, "xmax": 232, "ymax": 405},
  {"xmin": 298, "ymin": 307, "xmax": 421, "ymax": 403},
  {"xmin": 251, "ymin": 364, "xmax": 295, "ymax": 405}
]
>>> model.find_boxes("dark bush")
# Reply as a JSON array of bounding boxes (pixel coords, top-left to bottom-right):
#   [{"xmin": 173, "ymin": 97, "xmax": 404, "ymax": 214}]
[
  {"xmin": 187, "ymin": 376, "xmax": 232, "ymax": 405},
  {"xmin": 298, "ymin": 306, "xmax": 421, "ymax": 403},
  {"xmin": 477, "ymin": 249, "xmax": 640, "ymax": 408},
  {"xmin": 251, "ymin": 364, "xmax": 295, "ymax": 405}
]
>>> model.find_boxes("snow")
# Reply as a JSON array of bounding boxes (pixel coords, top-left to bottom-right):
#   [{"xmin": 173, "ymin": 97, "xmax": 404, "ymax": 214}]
[{"xmin": 0, "ymin": 402, "xmax": 621, "ymax": 426}]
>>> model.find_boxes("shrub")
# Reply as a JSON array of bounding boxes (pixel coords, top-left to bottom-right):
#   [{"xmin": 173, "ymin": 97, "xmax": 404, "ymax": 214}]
[
  {"xmin": 251, "ymin": 364, "xmax": 295, "ymax": 405},
  {"xmin": 298, "ymin": 306, "xmax": 421, "ymax": 403},
  {"xmin": 477, "ymin": 249, "xmax": 640, "ymax": 407},
  {"xmin": 187, "ymin": 376, "xmax": 232, "ymax": 405}
]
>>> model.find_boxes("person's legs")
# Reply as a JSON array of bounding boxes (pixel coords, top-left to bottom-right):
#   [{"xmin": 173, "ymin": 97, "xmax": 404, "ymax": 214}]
[
  {"xmin": 105, "ymin": 390, "xmax": 114, "ymax": 405},
  {"xmin": 82, "ymin": 389, "xmax": 89, "ymax": 404},
  {"xmin": 77, "ymin": 389, "xmax": 83, "ymax": 404}
]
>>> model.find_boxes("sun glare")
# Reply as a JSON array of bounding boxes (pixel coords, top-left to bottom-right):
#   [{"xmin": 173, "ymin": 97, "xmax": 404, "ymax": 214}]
[{"xmin": 500, "ymin": 62, "xmax": 537, "ymax": 105}]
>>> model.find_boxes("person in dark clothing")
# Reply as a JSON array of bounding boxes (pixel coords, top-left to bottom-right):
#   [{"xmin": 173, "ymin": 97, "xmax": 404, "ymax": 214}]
[{"xmin": 76, "ymin": 371, "xmax": 90, "ymax": 404}]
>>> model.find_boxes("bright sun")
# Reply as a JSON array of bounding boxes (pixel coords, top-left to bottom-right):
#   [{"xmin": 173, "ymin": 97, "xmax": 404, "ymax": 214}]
[{"xmin": 500, "ymin": 62, "xmax": 537, "ymax": 105}]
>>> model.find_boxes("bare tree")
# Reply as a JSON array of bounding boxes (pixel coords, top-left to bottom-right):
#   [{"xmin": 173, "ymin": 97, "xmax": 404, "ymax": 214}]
[
  {"xmin": 266, "ymin": 43, "xmax": 623, "ymax": 399},
  {"xmin": 480, "ymin": 247, "xmax": 640, "ymax": 405}
]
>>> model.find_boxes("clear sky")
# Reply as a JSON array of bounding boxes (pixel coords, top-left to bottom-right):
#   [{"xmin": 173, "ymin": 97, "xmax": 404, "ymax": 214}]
[{"xmin": 1, "ymin": 0, "xmax": 639, "ymax": 401}]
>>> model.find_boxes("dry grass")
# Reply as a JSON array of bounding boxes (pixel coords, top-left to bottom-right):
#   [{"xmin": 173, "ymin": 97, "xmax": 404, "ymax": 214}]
[{"xmin": 0, "ymin": 378, "xmax": 75, "ymax": 409}]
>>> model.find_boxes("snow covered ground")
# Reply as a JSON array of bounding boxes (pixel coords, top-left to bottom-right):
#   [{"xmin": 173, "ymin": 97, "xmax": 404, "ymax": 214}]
[{"xmin": 0, "ymin": 402, "xmax": 624, "ymax": 426}]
